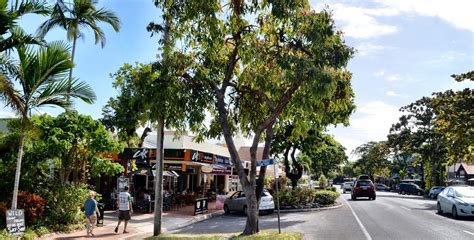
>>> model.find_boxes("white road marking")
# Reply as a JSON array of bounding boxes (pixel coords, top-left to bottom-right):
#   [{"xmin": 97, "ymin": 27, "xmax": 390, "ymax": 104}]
[
  {"xmin": 401, "ymin": 206, "xmax": 411, "ymax": 211},
  {"xmin": 464, "ymin": 230, "xmax": 474, "ymax": 236},
  {"xmin": 343, "ymin": 198, "xmax": 373, "ymax": 240}
]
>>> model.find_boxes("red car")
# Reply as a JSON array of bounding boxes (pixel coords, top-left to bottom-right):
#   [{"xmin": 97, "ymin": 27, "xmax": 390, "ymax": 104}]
[{"xmin": 351, "ymin": 180, "xmax": 376, "ymax": 200}]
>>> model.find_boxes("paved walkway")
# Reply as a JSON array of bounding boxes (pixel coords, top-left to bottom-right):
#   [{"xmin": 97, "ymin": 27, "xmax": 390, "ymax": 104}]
[{"xmin": 39, "ymin": 202, "xmax": 223, "ymax": 240}]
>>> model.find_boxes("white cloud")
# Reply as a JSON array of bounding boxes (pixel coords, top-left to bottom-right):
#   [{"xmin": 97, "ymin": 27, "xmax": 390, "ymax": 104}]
[
  {"xmin": 328, "ymin": 3, "xmax": 399, "ymax": 39},
  {"xmin": 356, "ymin": 43, "xmax": 391, "ymax": 57},
  {"xmin": 373, "ymin": 70, "xmax": 385, "ymax": 77},
  {"xmin": 373, "ymin": 70, "xmax": 416, "ymax": 83},
  {"xmin": 386, "ymin": 91, "xmax": 407, "ymax": 98},
  {"xmin": 375, "ymin": 0, "xmax": 474, "ymax": 32},
  {"xmin": 0, "ymin": 111, "xmax": 16, "ymax": 118},
  {"xmin": 385, "ymin": 74, "xmax": 401, "ymax": 82},
  {"xmin": 328, "ymin": 101, "xmax": 403, "ymax": 159}
]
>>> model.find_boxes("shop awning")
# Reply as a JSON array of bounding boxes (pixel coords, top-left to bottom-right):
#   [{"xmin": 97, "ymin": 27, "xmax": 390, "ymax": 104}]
[{"xmin": 151, "ymin": 170, "xmax": 179, "ymax": 177}]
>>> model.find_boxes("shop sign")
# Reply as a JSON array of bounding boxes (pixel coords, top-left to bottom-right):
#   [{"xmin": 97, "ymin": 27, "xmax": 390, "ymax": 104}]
[
  {"xmin": 191, "ymin": 151, "xmax": 214, "ymax": 163},
  {"xmin": 201, "ymin": 165, "xmax": 213, "ymax": 173},
  {"xmin": 165, "ymin": 164, "xmax": 182, "ymax": 171},
  {"xmin": 215, "ymin": 155, "xmax": 230, "ymax": 165},
  {"xmin": 211, "ymin": 167, "xmax": 232, "ymax": 175},
  {"xmin": 117, "ymin": 176, "xmax": 129, "ymax": 192},
  {"xmin": 6, "ymin": 209, "xmax": 25, "ymax": 236},
  {"xmin": 121, "ymin": 148, "xmax": 154, "ymax": 164}
]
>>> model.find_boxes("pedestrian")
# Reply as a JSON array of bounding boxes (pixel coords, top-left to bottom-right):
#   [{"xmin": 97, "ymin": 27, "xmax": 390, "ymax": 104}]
[
  {"xmin": 115, "ymin": 186, "xmax": 133, "ymax": 234},
  {"xmin": 84, "ymin": 191, "xmax": 99, "ymax": 237}
]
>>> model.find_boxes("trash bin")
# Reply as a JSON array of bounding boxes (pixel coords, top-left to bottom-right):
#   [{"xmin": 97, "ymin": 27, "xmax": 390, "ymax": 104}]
[{"xmin": 96, "ymin": 203, "xmax": 104, "ymax": 227}]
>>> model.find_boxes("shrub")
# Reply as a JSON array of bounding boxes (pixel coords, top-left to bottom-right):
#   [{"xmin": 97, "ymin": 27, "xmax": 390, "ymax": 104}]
[
  {"xmin": 0, "ymin": 191, "xmax": 45, "ymax": 227},
  {"xmin": 313, "ymin": 190, "xmax": 340, "ymax": 205},
  {"xmin": 319, "ymin": 175, "xmax": 327, "ymax": 187},
  {"xmin": 278, "ymin": 188, "xmax": 296, "ymax": 206},
  {"xmin": 324, "ymin": 186, "xmax": 336, "ymax": 192},
  {"xmin": 37, "ymin": 182, "xmax": 89, "ymax": 227},
  {"xmin": 270, "ymin": 177, "xmax": 288, "ymax": 191}
]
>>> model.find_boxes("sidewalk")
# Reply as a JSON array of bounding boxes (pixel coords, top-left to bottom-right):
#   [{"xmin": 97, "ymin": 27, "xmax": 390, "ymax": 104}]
[{"xmin": 39, "ymin": 202, "xmax": 224, "ymax": 240}]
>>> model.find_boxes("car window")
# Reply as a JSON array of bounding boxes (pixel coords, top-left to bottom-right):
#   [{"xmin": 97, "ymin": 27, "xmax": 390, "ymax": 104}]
[
  {"xmin": 357, "ymin": 181, "xmax": 372, "ymax": 186},
  {"xmin": 447, "ymin": 188, "xmax": 454, "ymax": 196},
  {"xmin": 454, "ymin": 187, "xmax": 474, "ymax": 198}
]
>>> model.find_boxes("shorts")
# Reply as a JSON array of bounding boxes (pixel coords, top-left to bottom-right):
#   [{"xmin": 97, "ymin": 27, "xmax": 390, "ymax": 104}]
[{"xmin": 118, "ymin": 210, "xmax": 131, "ymax": 221}]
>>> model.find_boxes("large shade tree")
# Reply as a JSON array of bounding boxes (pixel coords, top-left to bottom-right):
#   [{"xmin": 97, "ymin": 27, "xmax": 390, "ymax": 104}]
[
  {"xmin": 352, "ymin": 141, "xmax": 390, "ymax": 180},
  {"xmin": 151, "ymin": 0, "xmax": 354, "ymax": 234},
  {"xmin": 0, "ymin": 41, "xmax": 96, "ymax": 209},
  {"xmin": 37, "ymin": 0, "xmax": 120, "ymax": 92}
]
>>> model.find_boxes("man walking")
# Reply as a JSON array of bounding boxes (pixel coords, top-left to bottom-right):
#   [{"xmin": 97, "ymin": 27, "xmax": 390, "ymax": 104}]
[{"xmin": 115, "ymin": 186, "xmax": 133, "ymax": 234}]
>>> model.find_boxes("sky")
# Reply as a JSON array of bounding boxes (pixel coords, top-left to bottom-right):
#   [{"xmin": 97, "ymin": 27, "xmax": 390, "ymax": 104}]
[{"xmin": 2, "ymin": 0, "xmax": 473, "ymax": 159}]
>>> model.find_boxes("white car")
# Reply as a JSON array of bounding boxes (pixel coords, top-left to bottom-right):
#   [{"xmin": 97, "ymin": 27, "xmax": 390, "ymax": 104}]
[
  {"xmin": 224, "ymin": 189, "xmax": 275, "ymax": 215},
  {"xmin": 437, "ymin": 186, "xmax": 474, "ymax": 218},
  {"xmin": 342, "ymin": 182, "xmax": 354, "ymax": 193}
]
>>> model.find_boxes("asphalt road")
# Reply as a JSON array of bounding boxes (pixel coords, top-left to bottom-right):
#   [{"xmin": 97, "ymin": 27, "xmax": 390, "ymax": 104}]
[{"xmin": 172, "ymin": 191, "xmax": 474, "ymax": 240}]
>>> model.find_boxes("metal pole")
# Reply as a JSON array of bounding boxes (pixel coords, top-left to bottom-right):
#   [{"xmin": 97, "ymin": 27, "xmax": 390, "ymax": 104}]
[{"xmin": 274, "ymin": 162, "xmax": 281, "ymax": 234}]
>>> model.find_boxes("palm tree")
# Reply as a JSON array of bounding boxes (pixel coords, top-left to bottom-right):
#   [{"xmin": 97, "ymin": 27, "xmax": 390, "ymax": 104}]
[
  {"xmin": 0, "ymin": 0, "xmax": 50, "ymax": 52},
  {"xmin": 0, "ymin": 41, "xmax": 96, "ymax": 209},
  {"xmin": 37, "ymin": 0, "xmax": 120, "ymax": 92}
]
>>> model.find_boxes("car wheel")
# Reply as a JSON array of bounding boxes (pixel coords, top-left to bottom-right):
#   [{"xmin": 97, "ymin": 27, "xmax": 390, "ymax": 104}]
[
  {"xmin": 401, "ymin": 190, "xmax": 405, "ymax": 195},
  {"xmin": 452, "ymin": 205, "xmax": 458, "ymax": 219},
  {"xmin": 429, "ymin": 194, "xmax": 433, "ymax": 199},
  {"xmin": 437, "ymin": 202, "xmax": 443, "ymax": 214},
  {"xmin": 268, "ymin": 209, "xmax": 274, "ymax": 214},
  {"xmin": 352, "ymin": 195, "xmax": 356, "ymax": 200},
  {"xmin": 417, "ymin": 191, "xmax": 422, "ymax": 196},
  {"xmin": 243, "ymin": 206, "xmax": 248, "ymax": 216},
  {"xmin": 224, "ymin": 205, "xmax": 230, "ymax": 214},
  {"xmin": 372, "ymin": 196, "xmax": 376, "ymax": 200},
  {"xmin": 343, "ymin": 189, "xmax": 346, "ymax": 194}
]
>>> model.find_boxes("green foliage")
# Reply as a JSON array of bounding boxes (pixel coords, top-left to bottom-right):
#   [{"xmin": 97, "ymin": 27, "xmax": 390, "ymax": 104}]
[
  {"xmin": 352, "ymin": 141, "xmax": 390, "ymax": 180},
  {"xmin": 38, "ymin": 0, "xmax": 120, "ymax": 47},
  {"xmin": 37, "ymin": 182, "xmax": 89, "ymax": 226},
  {"xmin": 313, "ymin": 190, "xmax": 340, "ymax": 205},
  {"xmin": 278, "ymin": 187, "xmax": 339, "ymax": 206},
  {"xmin": 324, "ymin": 186, "xmax": 336, "ymax": 192},
  {"xmin": 318, "ymin": 174, "xmax": 327, "ymax": 187},
  {"xmin": 31, "ymin": 111, "xmax": 122, "ymax": 183}
]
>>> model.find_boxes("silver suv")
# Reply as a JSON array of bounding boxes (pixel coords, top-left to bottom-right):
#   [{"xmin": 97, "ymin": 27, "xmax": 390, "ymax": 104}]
[{"xmin": 342, "ymin": 182, "xmax": 354, "ymax": 193}]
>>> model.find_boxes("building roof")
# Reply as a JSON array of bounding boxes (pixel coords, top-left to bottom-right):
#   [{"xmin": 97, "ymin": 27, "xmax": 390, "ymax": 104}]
[
  {"xmin": 142, "ymin": 130, "xmax": 231, "ymax": 158},
  {"xmin": 237, "ymin": 146, "xmax": 264, "ymax": 161},
  {"xmin": 459, "ymin": 163, "xmax": 474, "ymax": 175}
]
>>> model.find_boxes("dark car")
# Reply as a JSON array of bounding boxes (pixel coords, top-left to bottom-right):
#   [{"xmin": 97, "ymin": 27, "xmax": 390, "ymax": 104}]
[
  {"xmin": 398, "ymin": 183, "xmax": 424, "ymax": 196},
  {"xmin": 352, "ymin": 180, "xmax": 376, "ymax": 200},
  {"xmin": 357, "ymin": 174, "xmax": 371, "ymax": 180},
  {"xmin": 375, "ymin": 183, "xmax": 390, "ymax": 191}
]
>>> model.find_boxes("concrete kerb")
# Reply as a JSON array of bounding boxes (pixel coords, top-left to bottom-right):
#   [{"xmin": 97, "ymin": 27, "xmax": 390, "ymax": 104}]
[
  {"xmin": 124, "ymin": 210, "xmax": 225, "ymax": 239},
  {"xmin": 278, "ymin": 202, "xmax": 344, "ymax": 213}
]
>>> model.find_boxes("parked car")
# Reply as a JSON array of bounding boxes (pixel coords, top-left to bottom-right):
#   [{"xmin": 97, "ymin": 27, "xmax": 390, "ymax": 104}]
[
  {"xmin": 357, "ymin": 174, "xmax": 371, "ymax": 180},
  {"xmin": 437, "ymin": 186, "xmax": 474, "ymax": 218},
  {"xmin": 375, "ymin": 183, "xmax": 390, "ymax": 191},
  {"xmin": 429, "ymin": 186, "xmax": 445, "ymax": 199},
  {"xmin": 352, "ymin": 179, "xmax": 376, "ymax": 200},
  {"xmin": 224, "ymin": 189, "xmax": 275, "ymax": 215},
  {"xmin": 398, "ymin": 183, "xmax": 424, "ymax": 196},
  {"xmin": 342, "ymin": 182, "xmax": 354, "ymax": 193}
]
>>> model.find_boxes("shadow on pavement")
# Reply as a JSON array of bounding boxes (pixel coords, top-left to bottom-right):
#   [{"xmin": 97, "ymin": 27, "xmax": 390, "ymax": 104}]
[
  {"xmin": 376, "ymin": 194, "xmax": 436, "ymax": 201},
  {"xmin": 57, "ymin": 233, "xmax": 118, "ymax": 239}
]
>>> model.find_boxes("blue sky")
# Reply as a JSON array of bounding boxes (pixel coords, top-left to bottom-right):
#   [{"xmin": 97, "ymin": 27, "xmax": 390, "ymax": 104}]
[{"xmin": 2, "ymin": 0, "xmax": 473, "ymax": 158}]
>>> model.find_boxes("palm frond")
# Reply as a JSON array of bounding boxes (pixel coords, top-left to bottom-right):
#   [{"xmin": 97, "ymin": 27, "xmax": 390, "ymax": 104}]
[
  {"xmin": 14, "ymin": 0, "xmax": 50, "ymax": 16},
  {"xmin": 33, "ymin": 77, "xmax": 72, "ymax": 110},
  {"xmin": 83, "ymin": 21, "xmax": 105, "ymax": 47},
  {"xmin": 68, "ymin": 79, "xmax": 96, "ymax": 104},
  {"xmin": 0, "ymin": 73, "xmax": 26, "ymax": 117},
  {"xmin": 0, "ymin": 26, "xmax": 45, "ymax": 52},
  {"xmin": 0, "ymin": 53, "xmax": 20, "ymax": 76},
  {"xmin": 90, "ymin": 7, "xmax": 120, "ymax": 32}
]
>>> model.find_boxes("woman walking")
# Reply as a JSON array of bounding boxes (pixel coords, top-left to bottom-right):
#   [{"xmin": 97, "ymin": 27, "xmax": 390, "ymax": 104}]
[{"xmin": 84, "ymin": 191, "xmax": 99, "ymax": 236}]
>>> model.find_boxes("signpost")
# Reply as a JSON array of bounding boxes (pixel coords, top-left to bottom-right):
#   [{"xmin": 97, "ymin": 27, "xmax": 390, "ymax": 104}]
[
  {"xmin": 6, "ymin": 209, "xmax": 25, "ymax": 236},
  {"xmin": 256, "ymin": 159, "xmax": 281, "ymax": 234},
  {"xmin": 117, "ymin": 176, "xmax": 129, "ymax": 192}
]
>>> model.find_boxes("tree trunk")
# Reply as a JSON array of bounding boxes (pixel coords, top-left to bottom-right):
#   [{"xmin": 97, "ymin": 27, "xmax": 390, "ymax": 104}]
[
  {"xmin": 243, "ymin": 189, "xmax": 259, "ymax": 234},
  {"xmin": 153, "ymin": 118, "xmax": 164, "ymax": 236},
  {"xmin": 68, "ymin": 36, "xmax": 77, "ymax": 96},
  {"xmin": 11, "ymin": 132, "xmax": 25, "ymax": 210},
  {"xmin": 256, "ymin": 127, "xmax": 273, "ymax": 201}
]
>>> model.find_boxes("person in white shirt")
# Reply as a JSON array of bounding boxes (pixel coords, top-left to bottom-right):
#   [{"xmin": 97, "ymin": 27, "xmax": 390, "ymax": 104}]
[{"xmin": 115, "ymin": 186, "xmax": 133, "ymax": 234}]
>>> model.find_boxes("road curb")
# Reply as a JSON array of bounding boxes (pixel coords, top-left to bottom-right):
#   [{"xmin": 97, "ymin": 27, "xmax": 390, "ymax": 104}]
[
  {"xmin": 278, "ymin": 203, "xmax": 343, "ymax": 213},
  {"xmin": 124, "ymin": 210, "xmax": 225, "ymax": 239}
]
